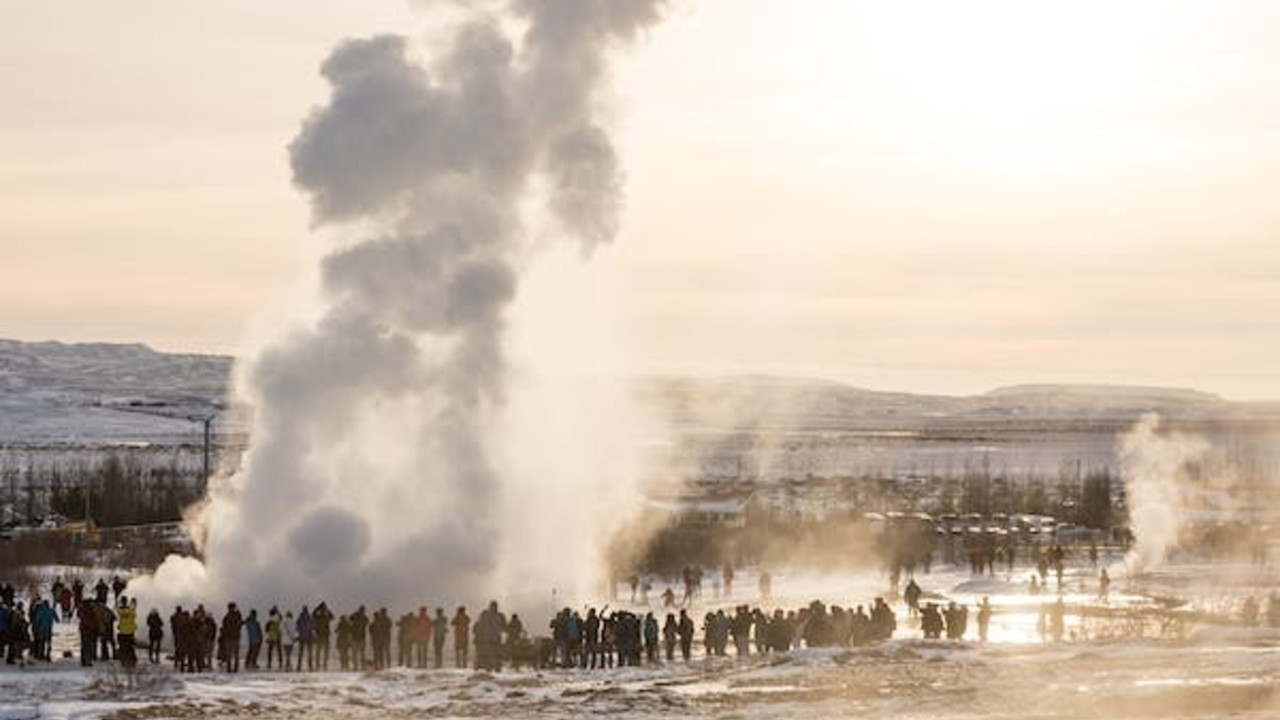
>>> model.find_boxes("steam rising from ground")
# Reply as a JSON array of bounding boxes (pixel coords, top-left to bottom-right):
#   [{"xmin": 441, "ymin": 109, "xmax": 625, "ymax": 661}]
[
  {"xmin": 133, "ymin": 1, "xmax": 665, "ymax": 613},
  {"xmin": 1121, "ymin": 413, "xmax": 1209, "ymax": 574}
]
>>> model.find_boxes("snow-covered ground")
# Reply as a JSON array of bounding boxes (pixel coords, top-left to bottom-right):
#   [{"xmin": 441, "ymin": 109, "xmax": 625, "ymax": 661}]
[{"xmin": 3, "ymin": 557, "xmax": 1277, "ymax": 719}]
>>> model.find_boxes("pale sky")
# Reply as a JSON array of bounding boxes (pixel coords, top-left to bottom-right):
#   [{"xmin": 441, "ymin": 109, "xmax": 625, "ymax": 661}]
[{"xmin": 3, "ymin": 1, "xmax": 1280, "ymax": 399}]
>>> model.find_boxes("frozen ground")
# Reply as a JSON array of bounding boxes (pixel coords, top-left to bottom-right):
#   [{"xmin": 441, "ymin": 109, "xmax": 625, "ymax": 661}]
[{"xmin": 2, "ymin": 558, "xmax": 1277, "ymax": 719}]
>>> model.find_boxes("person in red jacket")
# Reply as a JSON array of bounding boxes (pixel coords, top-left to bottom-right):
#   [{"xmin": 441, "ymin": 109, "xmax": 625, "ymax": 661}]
[{"xmin": 78, "ymin": 598, "xmax": 100, "ymax": 666}]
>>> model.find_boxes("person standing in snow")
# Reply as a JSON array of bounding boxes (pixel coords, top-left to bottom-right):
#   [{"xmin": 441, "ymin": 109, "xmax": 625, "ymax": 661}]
[
  {"xmin": 662, "ymin": 613, "xmax": 678, "ymax": 662},
  {"xmin": 282, "ymin": 610, "xmax": 297, "ymax": 671},
  {"xmin": 313, "ymin": 602, "xmax": 333, "ymax": 671},
  {"xmin": 296, "ymin": 605, "xmax": 314, "ymax": 671},
  {"xmin": 349, "ymin": 606, "xmax": 368, "ymax": 670},
  {"xmin": 396, "ymin": 611, "xmax": 415, "ymax": 667},
  {"xmin": 432, "ymin": 607, "xmax": 448, "ymax": 669},
  {"xmin": 97, "ymin": 599, "xmax": 117, "ymax": 661},
  {"xmin": 116, "ymin": 597, "xmax": 138, "ymax": 670},
  {"xmin": 475, "ymin": 601, "xmax": 506, "ymax": 671},
  {"xmin": 336, "ymin": 615, "xmax": 351, "ymax": 670},
  {"xmin": 643, "ymin": 612, "xmax": 659, "ymax": 664},
  {"xmin": 265, "ymin": 607, "xmax": 283, "ymax": 670},
  {"xmin": 370, "ymin": 608, "xmax": 392, "ymax": 670},
  {"xmin": 677, "ymin": 608, "xmax": 694, "ymax": 661},
  {"xmin": 452, "ymin": 606, "xmax": 471, "ymax": 668},
  {"xmin": 904, "ymin": 579, "xmax": 922, "ymax": 618},
  {"xmin": 78, "ymin": 598, "xmax": 100, "ymax": 666},
  {"xmin": 977, "ymin": 597, "xmax": 993, "ymax": 643},
  {"xmin": 413, "ymin": 607, "xmax": 432, "ymax": 668},
  {"xmin": 6, "ymin": 602, "xmax": 30, "ymax": 665},
  {"xmin": 220, "ymin": 602, "xmax": 243, "ymax": 673},
  {"xmin": 171, "ymin": 605, "xmax": 192, "ymax": 672},
  {"xmin": 32, "ymin": 597, "xmax": 55, "ymax": 661},
  {"xmin": 244, "ymin": 609, "xmax": 263, "ymax": 670},
  {"xmin": 146, "ymin": 608, "xmax": 164, "ymax": 664}
]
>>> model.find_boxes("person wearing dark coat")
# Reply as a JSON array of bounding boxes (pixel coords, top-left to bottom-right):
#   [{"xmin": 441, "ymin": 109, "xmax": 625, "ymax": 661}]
[{"xmin": 147, "ymin": 608, "xmax": 165, "ymax": 664}]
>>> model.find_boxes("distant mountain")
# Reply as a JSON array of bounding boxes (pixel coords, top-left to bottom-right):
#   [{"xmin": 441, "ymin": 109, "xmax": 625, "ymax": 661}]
[
  {"xmin": 0, "ymin": 339, "xmax": 230, "ymax": 396},
  {"xmin": 0, "ymin": 339, "xmax": 235, "ymax": 444},
  {"xmin": 974, "ymin": 384, "xmax": 1229, "ymax": 420},
  {"xmin": 985, "ymin": 383, "xmax": 1221, "ymax": 404},
  {"xmin": 2, "ymin": 338, "xmax": 1273, "ymax": 444},
  {"xmin": 636, "ymin": 375, "xmax": 1262, "ymax": 432}
]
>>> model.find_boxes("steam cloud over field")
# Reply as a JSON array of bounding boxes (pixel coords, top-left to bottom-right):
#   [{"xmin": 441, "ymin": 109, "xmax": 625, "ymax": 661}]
[
  {"xmin": 1121, "ymin": 413, "xmax": 1210, "ymax": 573},
  {"xmin": 132, "ymin": 0, "xmax": 666, "ymax": 611}
]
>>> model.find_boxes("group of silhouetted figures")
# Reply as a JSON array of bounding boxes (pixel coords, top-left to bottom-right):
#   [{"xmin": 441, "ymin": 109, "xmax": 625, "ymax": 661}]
[
  {"xmin": 522, "ymin": 597, "xmax": 902, "ymax": 670},
  {"xmin": 5, "ymin": 574, "xmax": 1280, "ymax": 673},
  {"xmin": 904, "ymin": 579, "xmax": 995, "ymax": 641},
  {"xmin": 1, "ymin": 574, "xmax": 911, "ymax": 674}
]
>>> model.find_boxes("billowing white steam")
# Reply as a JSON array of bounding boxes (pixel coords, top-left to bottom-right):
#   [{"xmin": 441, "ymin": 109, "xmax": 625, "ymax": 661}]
[
  {"xmin": 1120, "ymin": 413, "xmax": 1209, "ymax": 574},
  {"xmin": 133, "ymin": 0, "xmax": 665, "ymax": 612}
]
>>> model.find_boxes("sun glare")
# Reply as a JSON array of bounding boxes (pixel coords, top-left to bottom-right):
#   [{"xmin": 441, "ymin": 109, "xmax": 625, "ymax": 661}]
[{"xmin": 825, "ymin": 0, "xmax": 1204, "ymax": 177}]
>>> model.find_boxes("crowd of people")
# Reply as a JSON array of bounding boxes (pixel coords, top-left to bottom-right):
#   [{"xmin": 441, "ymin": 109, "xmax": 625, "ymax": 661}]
[
  {"xmin": 0, "ymin": 572, "xmax": 912, "ymax": 673},
  {"xmin": 2, "ymin": 567, "xmax": 1278, "ymax": 673}
]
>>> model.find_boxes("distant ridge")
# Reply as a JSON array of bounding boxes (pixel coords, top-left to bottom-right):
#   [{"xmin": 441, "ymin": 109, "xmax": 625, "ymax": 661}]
[
  {"xmin": 636, "ymin": 373, "xmax": 1263, "ymax": 431},
  {"xmin": 1, "ymin": 339, "xmax": 1274, "ymax": 443},
  {"xmin": 985, "ymin": 383, "xmax": 1223, "ymax": 404}
]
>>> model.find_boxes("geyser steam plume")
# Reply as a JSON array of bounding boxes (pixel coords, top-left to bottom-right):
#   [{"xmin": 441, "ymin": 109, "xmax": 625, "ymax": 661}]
[
  {"xmin": 134, "ymin": 1, "xmax": 666, "ymax": 610},
  {"xmin": 1120, "ymin": 413, "xmax": 1209, "ymax": 574}
]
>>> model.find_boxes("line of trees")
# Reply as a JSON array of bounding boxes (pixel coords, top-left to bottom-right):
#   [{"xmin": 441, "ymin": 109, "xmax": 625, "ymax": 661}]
[{"xmin": 2, "ymin": 452, "xmax": 206, "ymax": 528}]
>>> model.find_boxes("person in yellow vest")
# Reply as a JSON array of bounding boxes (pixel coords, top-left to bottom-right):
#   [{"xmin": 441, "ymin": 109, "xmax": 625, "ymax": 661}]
[
  {"xmin": 116, "ymin": 596, "xmax": 139, "ymax": 670},
  {"xmin": 265, "ymin": 607, "xmax": 283, "ymax": 670}
]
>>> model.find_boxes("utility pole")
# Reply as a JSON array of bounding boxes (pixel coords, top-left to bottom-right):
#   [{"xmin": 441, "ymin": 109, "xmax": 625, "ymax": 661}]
[
  {"xmin": 95, "ymin": 403, "xmax": 219, "ymax": 508},
  {"xmin": 194, "ymin": 414, "xmax": 215, "ymax": 496}
]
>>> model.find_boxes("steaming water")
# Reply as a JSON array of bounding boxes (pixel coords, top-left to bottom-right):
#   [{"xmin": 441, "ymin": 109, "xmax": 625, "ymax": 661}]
[
  {"xmin": 131, "ymin": 0, "xmax": 667, "ymax": 614},
  {"xmin": 1121, "ymin": 414, "xmax": 1210, "ymax": 574}
]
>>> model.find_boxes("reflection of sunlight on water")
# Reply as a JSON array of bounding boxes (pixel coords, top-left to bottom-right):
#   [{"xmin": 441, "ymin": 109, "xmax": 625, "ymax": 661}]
[
  {"xmin": 985, "ymin": 611, "xmax": 1042, "ymax": 644},
  {"xmin": 930, "ymin": 586, "xmax": 1159, "ymax": 645}
]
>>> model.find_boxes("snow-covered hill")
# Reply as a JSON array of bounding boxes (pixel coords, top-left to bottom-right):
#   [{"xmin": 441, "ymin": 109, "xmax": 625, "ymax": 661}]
[
  {"xmin": 2, "ymin": 337, "xmax": 1275, "ymax": 446},
  {"xmin": 636, "ymin": 375, "xmax": 1267, "ymax": 433},
  {"xmin": 0, "ymin": 339, "xmax": 236, "ymax": 445}
]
